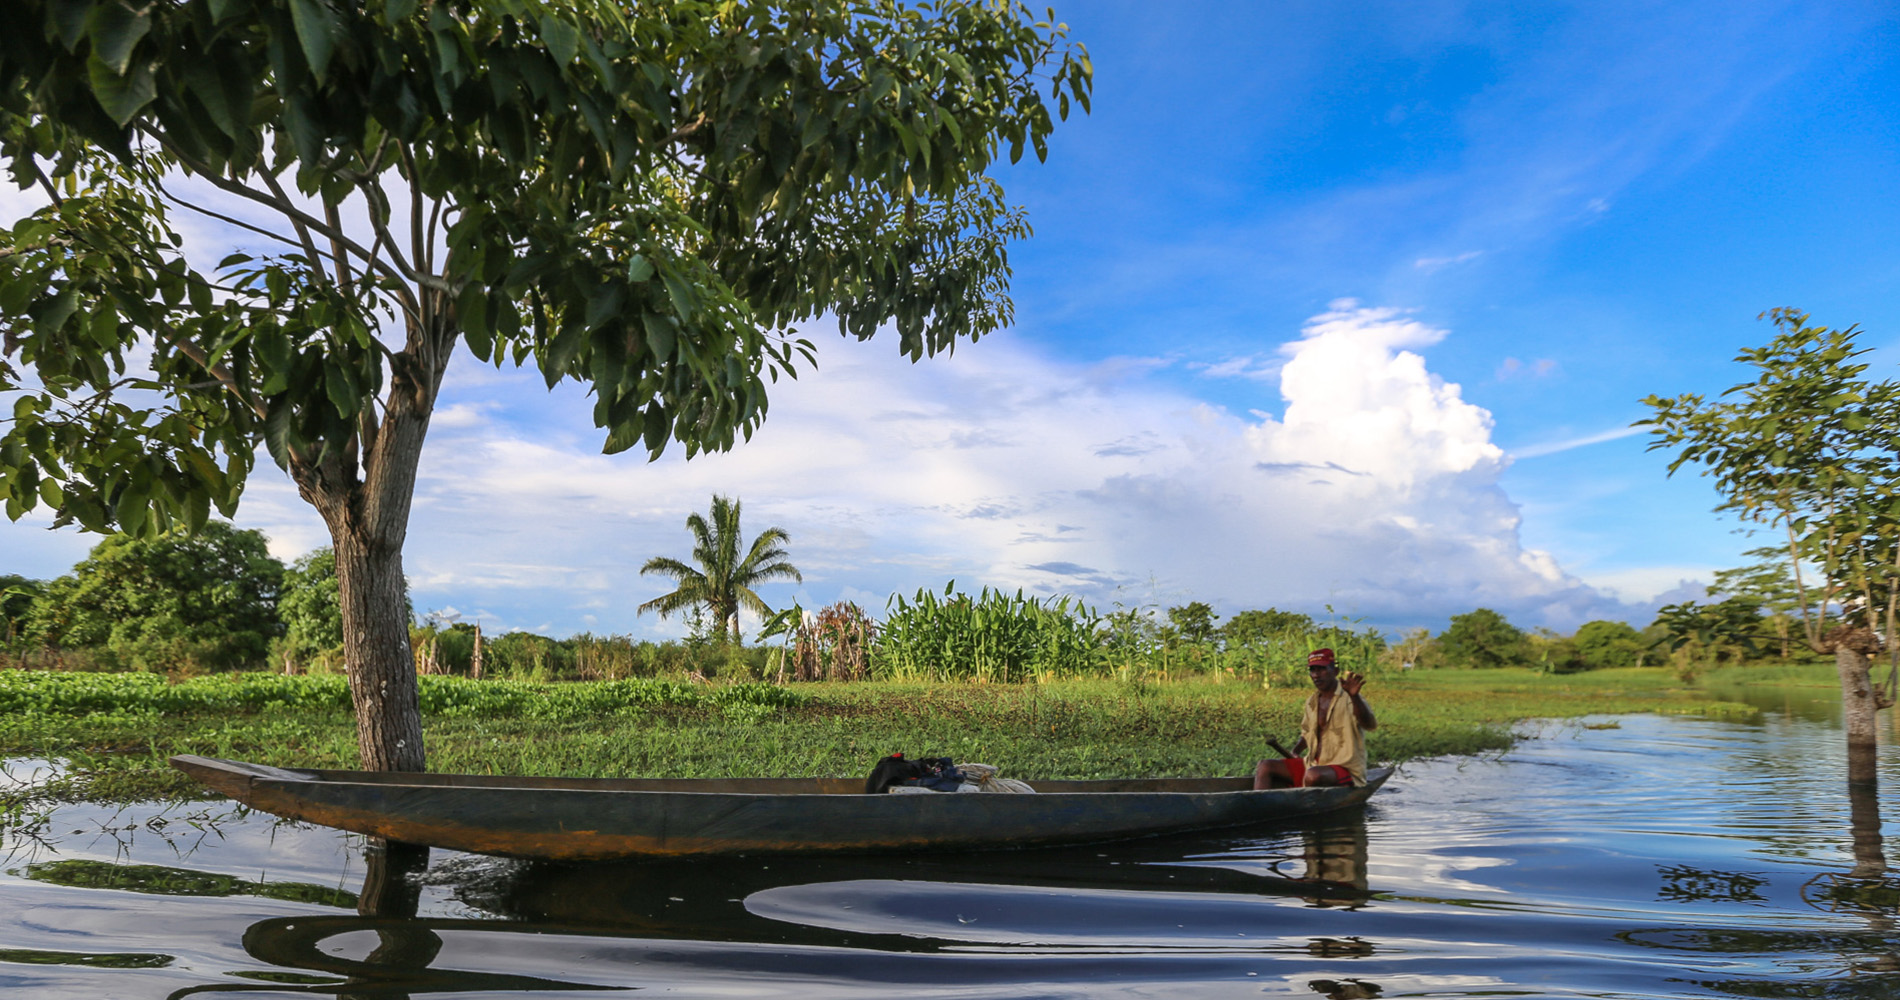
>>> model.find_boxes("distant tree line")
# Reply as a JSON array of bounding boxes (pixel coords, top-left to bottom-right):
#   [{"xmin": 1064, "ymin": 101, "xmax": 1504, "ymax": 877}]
[{"xmin": 3, "ymin": 521, "xmax": 1816, "ymax": 684}]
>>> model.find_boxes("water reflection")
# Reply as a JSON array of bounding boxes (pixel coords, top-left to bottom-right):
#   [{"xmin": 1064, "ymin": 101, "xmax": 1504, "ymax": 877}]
[
  {"xmin": 7, "ymin": 710, "xmax": 1900, "ymax": 998},
  {"xmin": 167, "ymin": 842, "xmax": 631, "ymax": 998}
]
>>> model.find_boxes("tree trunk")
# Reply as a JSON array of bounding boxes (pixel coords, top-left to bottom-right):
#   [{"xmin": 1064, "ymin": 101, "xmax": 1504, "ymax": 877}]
[
  {"xmin": 1838, "ymin": 646, "xmax": 1879, "ymax": 784},
  {"xmin": 295, "ymin": 367, "xmax": 439, "ymax": 773},
  {"xmin": 471, "ymin": 623, "xmax": 484, "ymax": 680},
  {"xmin": 334, "ymin": 527, "xmax": 425, "ymax": 771}
]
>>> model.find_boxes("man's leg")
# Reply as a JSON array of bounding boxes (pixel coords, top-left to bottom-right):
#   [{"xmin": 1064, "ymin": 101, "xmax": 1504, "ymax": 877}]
[
  {"xmin": 1300, "ymin": 764, "xmax": 1350, "ymax": 787},
  {"xmin": 1255, "ymin": 758, "xmax": 1301, "ymax": 789}
]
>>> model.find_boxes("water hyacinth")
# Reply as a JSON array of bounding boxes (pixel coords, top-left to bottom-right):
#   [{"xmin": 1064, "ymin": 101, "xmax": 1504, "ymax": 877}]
[{"xmin": 0, "ymin": 672, "xmax": 807, "ymax": 722}]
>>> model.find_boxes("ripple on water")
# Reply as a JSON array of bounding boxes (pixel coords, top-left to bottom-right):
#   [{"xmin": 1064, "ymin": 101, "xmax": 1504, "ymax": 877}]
[{"xmin": 4, "ymin": 708, "xmax": 1900, "ymax": 998}]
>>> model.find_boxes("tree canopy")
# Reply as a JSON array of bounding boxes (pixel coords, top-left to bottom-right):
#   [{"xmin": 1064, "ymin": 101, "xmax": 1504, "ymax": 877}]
[
  {"xmin": 1436, "ymin": 608, "xmax": 1528, "ymax": 670},
  {"xmin": 1220, "ymin": 608, "xmax": 1316, "ymax": 649},
  {"xmin": 1642, "ymin": 308, "xmax": 1900, "ymax": 763},
  {"xmin": 1642, "ymin": 309, "xmax": 1900, "ymax": 655},
  {"xmin": 0, "ymin": 0, "xmax": 1088, "ymax": 769},
  {"xmin": 1572, "ymin": 619, "xmax": 1644, "ymax": 669},
  {"xmin": 21, "ymin": 519, "xmax": 283, "ymax": 669},
  {"xmin": 639, "ymin": 493, "xmax": 801, "ymax": 642}
]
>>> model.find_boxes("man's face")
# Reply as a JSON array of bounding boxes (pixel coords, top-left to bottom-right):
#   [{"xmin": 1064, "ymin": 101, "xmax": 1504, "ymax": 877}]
[{"xmin": 1309, "ymin": 664, "xmax": 1338, "ymax": 691}]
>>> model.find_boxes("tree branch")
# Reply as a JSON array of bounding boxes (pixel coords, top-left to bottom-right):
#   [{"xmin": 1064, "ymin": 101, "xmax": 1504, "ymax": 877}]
[
  {"xmin": 401, "ymin": 142, "xmax": 426, "ymax": 287},
  {"xmin": 325, "ymin": 201, "xmax": 355, "ymax": 289},
  {"xmin": 258, "ymin": 168, "xmax": 331, "ymax": 285},
  {"xmin": 156, "ymin": 179, "xmax": 310, "ymax": 255},
  {"xmin": 149, "ymin": 131, "xmax": 436, "ymax": 297},
  {"xmin": 0, "ymin": 236, "xmax": 74, "ymax": 260},
  {"xmin": 170, "ymin": 337, "xmax": 267, "ymax": 420}
]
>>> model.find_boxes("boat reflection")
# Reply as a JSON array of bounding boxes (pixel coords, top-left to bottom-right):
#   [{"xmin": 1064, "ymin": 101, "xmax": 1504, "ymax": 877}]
[{"xmin": 172, "ymin": 818, "xmax": 1381, "ymax": 993}]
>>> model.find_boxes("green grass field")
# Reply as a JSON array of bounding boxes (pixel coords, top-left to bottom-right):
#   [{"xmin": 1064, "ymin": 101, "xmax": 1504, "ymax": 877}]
[{"xmin": 0, "ymin": 664, "xmax": 1783, "ymax": 810}]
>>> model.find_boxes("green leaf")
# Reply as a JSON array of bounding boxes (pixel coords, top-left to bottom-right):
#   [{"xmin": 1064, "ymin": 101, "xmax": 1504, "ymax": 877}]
[
  {"xmin": 661, "ymin": 270, "xmax": 695, "ymax": 320},
  {"xmin": 87, "ymin": 56, "xmax": 157, "ymax": 126},
  {"xmin": 626, "ymin": 254, "xmax": 654, "ymax": 283},
  {"xmin": 32, "ymin": 286, "xmax": 80, "ymax": 336},
  {"xmin": 323, "ymin": 357, "xmax": 360, "ymax": 417},
  {"xmin": 641, "ymin": 405, "xmax": 668, "ymax": 456},
  {"xmin": 253, "ymin": 326, "xmax": 292, "ymax": 373},
  {"xmin": 289, "ymin": 0, "xmax": 344, "ymax": 80},
  {"xmin": 643, "ymin": 312, "xmax": 675, "ymax": 361},
  {"xmin": 50, "ymin": 0, "xmax": 90, "ymax": 51},
  {"xmin": 543, "ymin": 323, "xmax": 587, "ymax": 386},
  {"xmin": 184, "ymin": 488, "xmax": 211, "ymax": 532},
  {"xmin": 584, "ymin": 283, "xmax": 625, "ymax": 331},
  {"xmin": 86, "ymin": 0, "xmax": 153, "ymax": 76},
  {"xmin": 601, "ymin": 421, "xmax": 642, "ymax": 455},
  {"xmin": 540, "ymin": 15, "xmax": 579, "ymax": 68},
  {"xmin": 385, "ymin": 0, "xmax": 417, "ymax": 22}
]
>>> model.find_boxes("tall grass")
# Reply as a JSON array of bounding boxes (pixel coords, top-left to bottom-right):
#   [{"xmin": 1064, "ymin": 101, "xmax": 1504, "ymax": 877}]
[{"xmin": 875, "ymin": 585, "xmax": 1101, "ymax": 682}]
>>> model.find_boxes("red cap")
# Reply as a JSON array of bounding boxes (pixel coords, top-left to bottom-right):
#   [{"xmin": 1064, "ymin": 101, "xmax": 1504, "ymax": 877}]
[{"xmin": 1307, "ymin": 648, "xmax": 1336, "ymax": 668}]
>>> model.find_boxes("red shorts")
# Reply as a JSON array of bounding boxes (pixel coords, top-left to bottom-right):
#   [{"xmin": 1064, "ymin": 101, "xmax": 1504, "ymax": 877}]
[{"xmin": 1285, "ymin": 758, "xmax": 1352, "ymax": 786}]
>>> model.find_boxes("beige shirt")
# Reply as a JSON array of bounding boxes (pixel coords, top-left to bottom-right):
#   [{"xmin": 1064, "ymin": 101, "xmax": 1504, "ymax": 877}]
[{"xmin": 1300, "ymin": 688, "xmax": 1368, "ymax": 786}]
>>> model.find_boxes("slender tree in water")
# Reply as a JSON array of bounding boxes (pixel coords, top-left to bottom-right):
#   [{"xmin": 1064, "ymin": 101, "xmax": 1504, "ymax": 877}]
[
  {"xmin": 0, "ymin": 1, "xmax": 1089, "ymax": 769},
  {"xmin": 1643, "ymin": 309, "xmax": 1900, "ymax": 783},
  {"xmin": 638, "ymin": 494, "xmax": 800, "ymax": 644}
]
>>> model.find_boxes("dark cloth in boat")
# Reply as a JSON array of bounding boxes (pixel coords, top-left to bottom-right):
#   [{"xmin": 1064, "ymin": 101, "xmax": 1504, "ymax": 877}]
[{"xmin": 864, "ymin": 754, "xmax": 962, "ymax": 793}]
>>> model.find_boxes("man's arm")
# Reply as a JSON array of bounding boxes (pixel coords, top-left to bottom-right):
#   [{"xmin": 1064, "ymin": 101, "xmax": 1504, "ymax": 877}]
[{"xmin": 1341, "ymin": 672, "xmax": 1378, "ymax": 731}]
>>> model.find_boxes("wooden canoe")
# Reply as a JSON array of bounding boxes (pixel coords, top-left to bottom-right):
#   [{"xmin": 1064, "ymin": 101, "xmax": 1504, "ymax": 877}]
[{"xmin": 170, "ymin": 754, "xmax": 1391, "ymax": 860}]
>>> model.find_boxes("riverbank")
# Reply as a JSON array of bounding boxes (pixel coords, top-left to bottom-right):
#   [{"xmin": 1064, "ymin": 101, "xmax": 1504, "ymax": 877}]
[{"xmin": 0, "ymin": 664, "xmax": 1780, "ymax": 809}]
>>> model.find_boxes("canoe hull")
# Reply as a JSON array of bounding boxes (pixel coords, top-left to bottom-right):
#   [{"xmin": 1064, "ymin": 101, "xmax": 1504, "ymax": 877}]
[{"xmin": 171, "ymin": 755, "xmax": 1390, "ymax": 860}]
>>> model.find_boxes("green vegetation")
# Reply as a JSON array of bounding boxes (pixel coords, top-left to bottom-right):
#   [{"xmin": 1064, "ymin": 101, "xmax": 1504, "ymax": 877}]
[
  {"xmin": 638, "ymin": 494, "xmax": 802, "ymax": 643},
  {"xmin": 1436, "ymin": 608, "xmax": 1531, "ymax": 670},
  {"xmin": 0, "ymin": 666, "xmax": 1758, "ymax": 810},
  {"xmin": 11, "ymin": 522, "xmax": 284, "ymax": 672},
  {"xmin": 1643, "ymin": 308, "xmax": 1900, "ymax": 759},
  {"xmin": 0, "ymin": 0, "xmax": 1090, "ymax": 772},
  {"xmin": 876, "ymin": 585, "xmax": 1103, "ymax": 682}
]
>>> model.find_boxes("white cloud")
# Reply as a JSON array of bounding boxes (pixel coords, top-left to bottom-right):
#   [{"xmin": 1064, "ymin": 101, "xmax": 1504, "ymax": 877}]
[
  {"xmin": 1191, "ymin": 354, "xmax": 1283, "ymax": 382},
  {"xmin": 1581, "ymin": 567, "xmax": 1711, "ymax": 607},
  {"xmin": 1414, "ymin": 250, "xmax": 1483, "ymax": 272},
  {"xmin": 346, "ymin": 302, "xmax": 1639, "ymax": 635},
  {"xmin": 1512, "ymin": 424, "xmax": 1646, "ymax": 459}
]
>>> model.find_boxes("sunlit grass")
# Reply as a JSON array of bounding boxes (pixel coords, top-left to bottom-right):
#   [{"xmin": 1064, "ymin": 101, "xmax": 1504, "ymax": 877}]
[{"xmin": 0, "ymin": 666, "xmax": 1769, "ymax": 806}]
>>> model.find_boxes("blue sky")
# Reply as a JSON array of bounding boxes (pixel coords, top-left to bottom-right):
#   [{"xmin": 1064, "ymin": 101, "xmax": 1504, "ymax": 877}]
[{"xmin": 5, "ymin": 0, "xmax": 1899, "ymax": 639}]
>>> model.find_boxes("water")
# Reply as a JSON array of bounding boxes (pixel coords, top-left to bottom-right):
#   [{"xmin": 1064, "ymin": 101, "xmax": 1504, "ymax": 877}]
[{"xmin": 4, "ymin": 702, "xmax": 1899, "ymax": 998}]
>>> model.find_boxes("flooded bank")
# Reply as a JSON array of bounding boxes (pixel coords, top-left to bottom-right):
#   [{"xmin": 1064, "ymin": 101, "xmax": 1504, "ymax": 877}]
[{"xmin": 4, "ymin": 704, "xmax": 1898, "ymax": 998}]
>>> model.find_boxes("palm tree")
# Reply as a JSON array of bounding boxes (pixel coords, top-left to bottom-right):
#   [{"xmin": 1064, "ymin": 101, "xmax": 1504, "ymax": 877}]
[{"xmin": 638, "ymin": 495, "xmax": 802, "ymax": 643}]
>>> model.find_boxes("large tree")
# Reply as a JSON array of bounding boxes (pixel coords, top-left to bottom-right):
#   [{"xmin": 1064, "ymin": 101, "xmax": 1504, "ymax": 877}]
[
  {"xmin": 0, "ymin": 1, "xmax": 1088, "ymax": 769},
  {"xmin": 22, "ymin": 519, "xmax": 284, "ymax": 669},
  {"xmin": 639, "ymin": 493, "xmax": 800, "ymax": 642},
  {"xmin": 1436, "ymin": 608, "xmax": 1529, "ymax": 670},
  {"xmin": 1643, "ymin": 309, "xmax": 1900, "ymax": 780}
]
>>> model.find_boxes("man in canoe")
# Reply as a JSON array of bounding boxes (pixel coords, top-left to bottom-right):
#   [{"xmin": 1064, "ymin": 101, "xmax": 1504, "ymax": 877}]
[{"xmin": 1254, "ymin": 648, "xmax": 1377, "ymax": 789}]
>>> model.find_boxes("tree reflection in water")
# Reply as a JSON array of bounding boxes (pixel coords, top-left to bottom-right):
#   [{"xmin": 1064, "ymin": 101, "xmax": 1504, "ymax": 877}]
[
  {"xmin": 165, "ymin": 839, "xmax": 627, "ymax": 998},
  {"xmin": 1798, "ymin": 753, "xmax": 1900, "ymax": 975},
  {"xmin": 1641, "ymin": 762, "xmax": 1900, "ymax": 998}
]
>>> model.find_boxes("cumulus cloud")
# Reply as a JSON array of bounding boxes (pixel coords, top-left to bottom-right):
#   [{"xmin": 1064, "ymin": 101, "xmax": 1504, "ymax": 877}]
[
  {"xmin": 0, "ymin": 227, "xmax": 1639, "ymax": 635},
  {"xmin": 253, "ymin": 300, "xmax": 1633, "ymax": 636}
]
